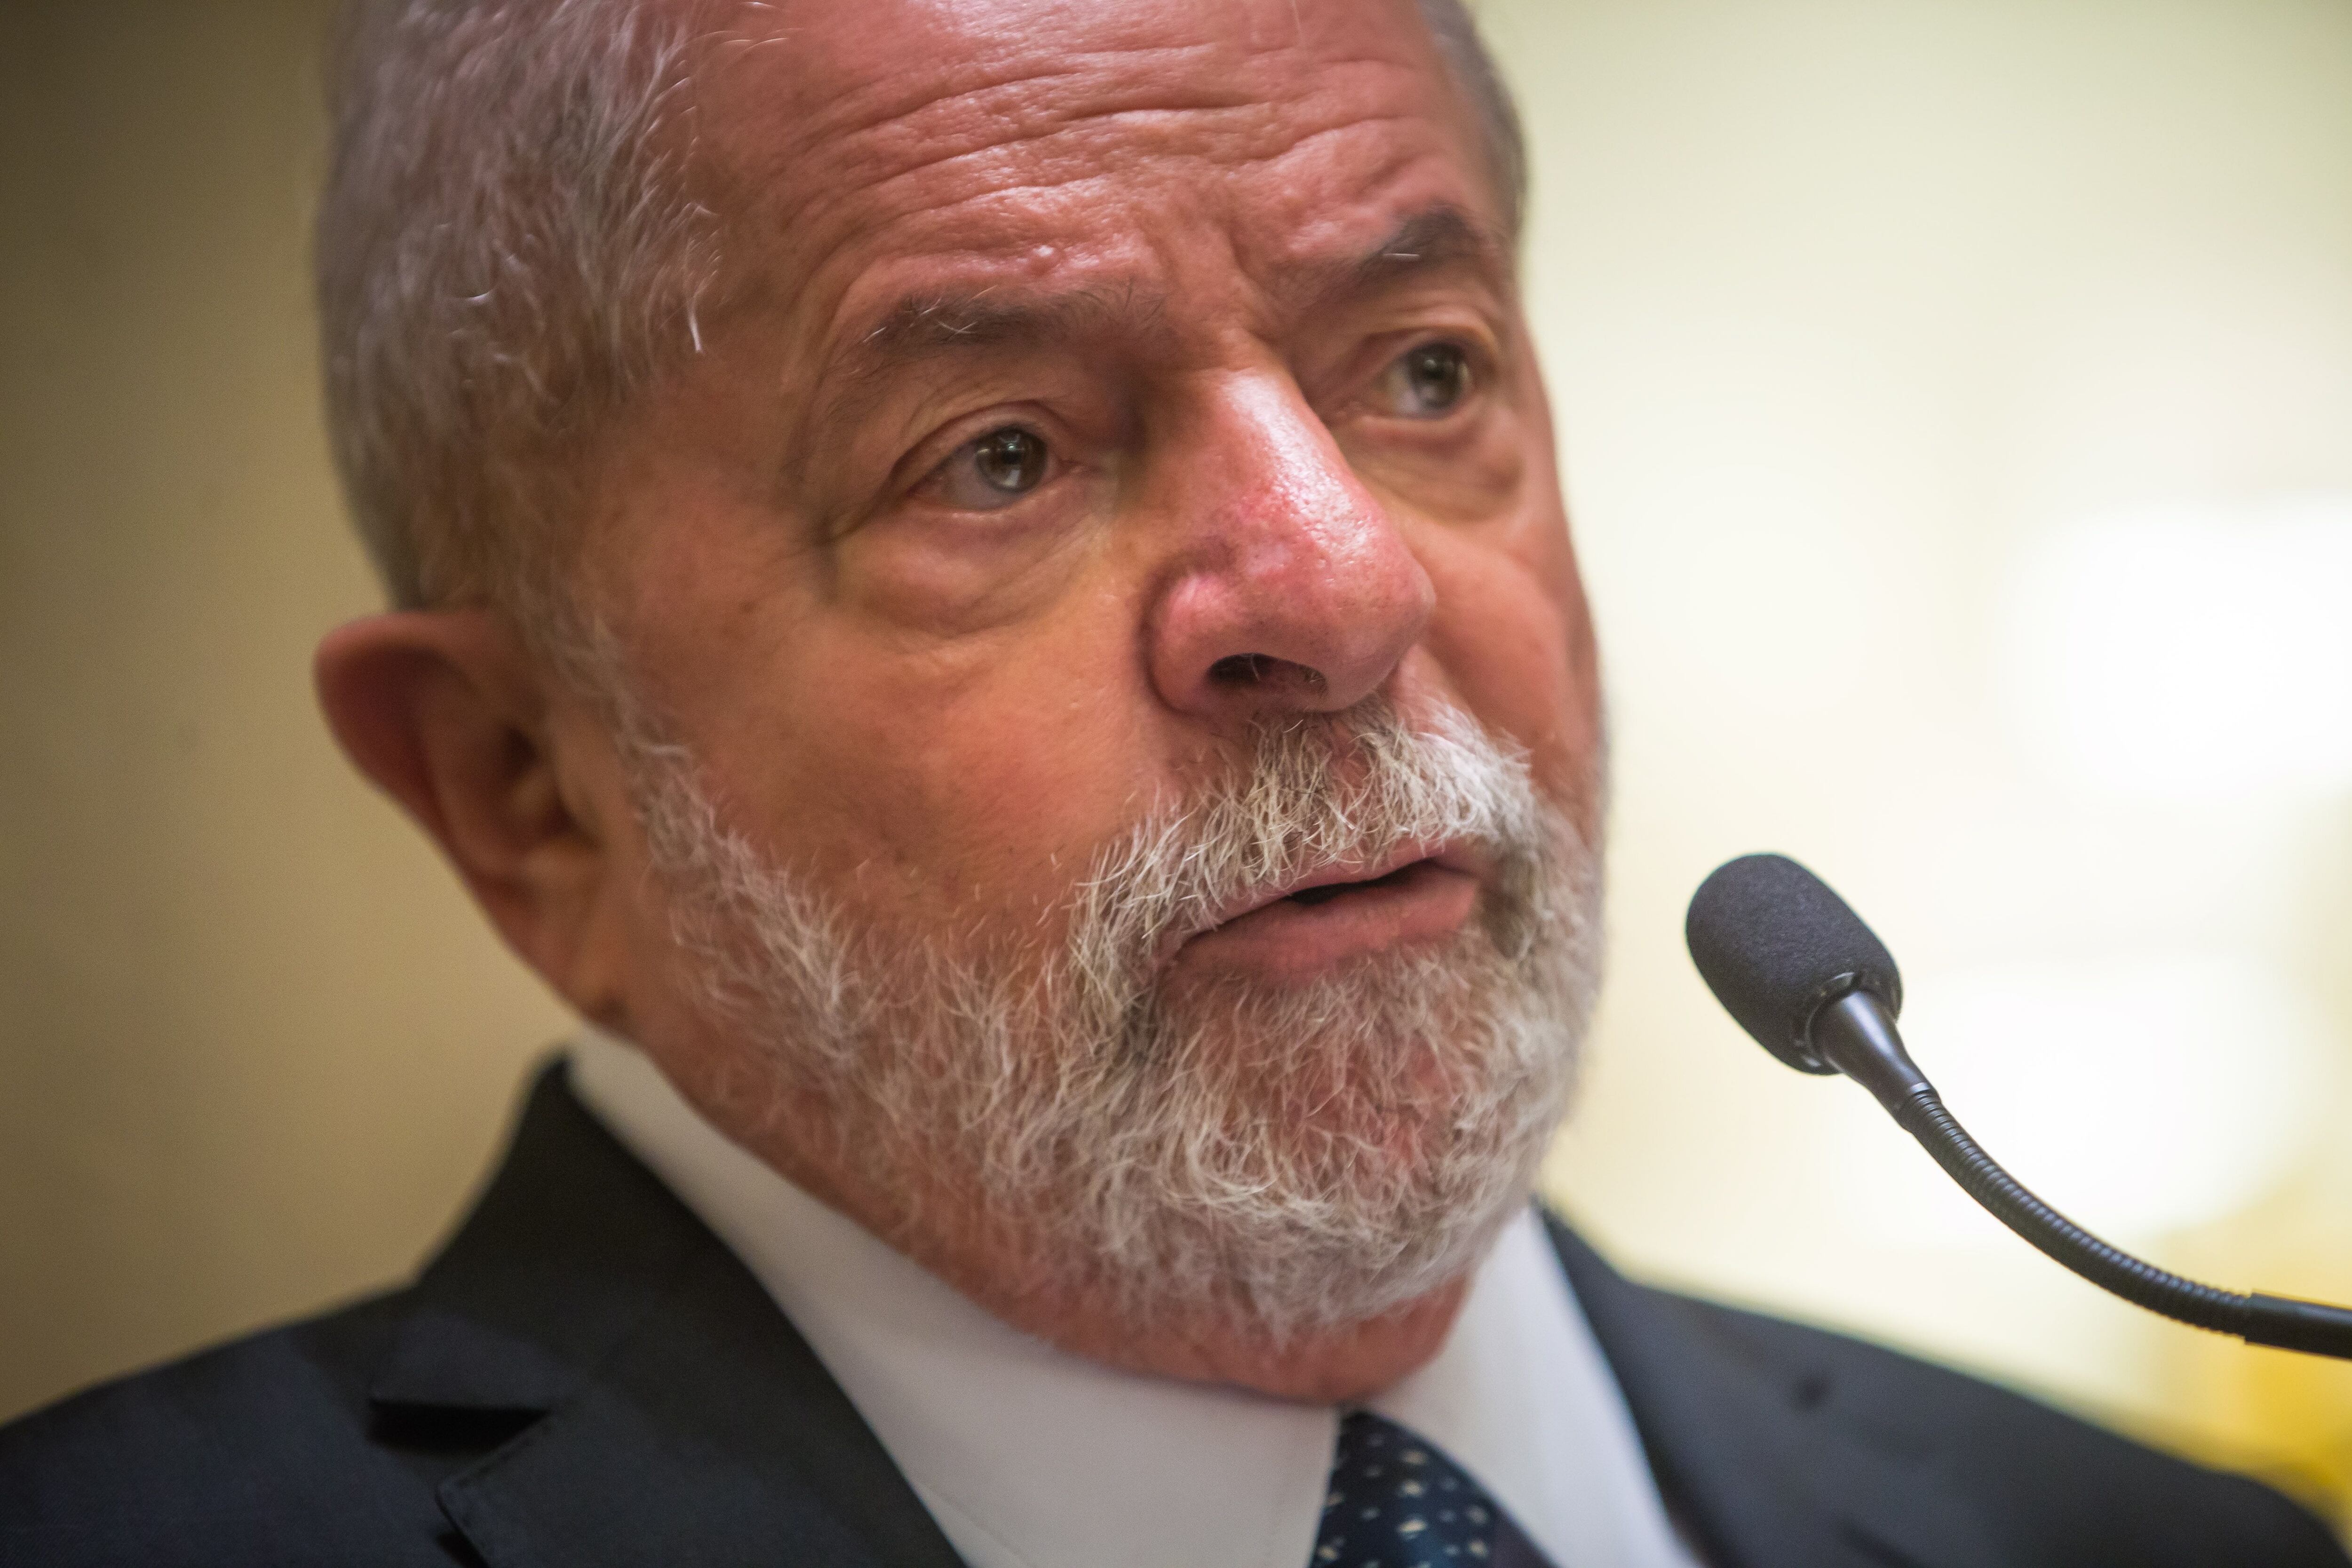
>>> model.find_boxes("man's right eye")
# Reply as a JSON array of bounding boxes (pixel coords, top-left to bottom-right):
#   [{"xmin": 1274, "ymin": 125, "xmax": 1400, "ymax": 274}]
[{"xmin": 935, "ymin": 425, "xmax": 1052, "ymax": 511}]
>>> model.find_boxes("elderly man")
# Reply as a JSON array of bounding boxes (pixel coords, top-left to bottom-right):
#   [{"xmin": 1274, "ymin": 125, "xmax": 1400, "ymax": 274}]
[{"xmin": 1, "ymin": 0, "xmax": 2342, "ymax": 1563}]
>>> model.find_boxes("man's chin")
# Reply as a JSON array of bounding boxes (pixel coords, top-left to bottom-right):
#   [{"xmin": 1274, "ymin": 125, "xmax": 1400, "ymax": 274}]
[
  {"xmin": 1079, "ymin": 1178, "xmax": 1535, "ymax": 1358},
  {"xmin": 1046, "ymin": 1267, "xmax": 1483, "ymax": 1404}
]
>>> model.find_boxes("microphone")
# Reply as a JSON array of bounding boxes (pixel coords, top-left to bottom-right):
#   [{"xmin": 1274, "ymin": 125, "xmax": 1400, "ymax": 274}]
[{"xmin": 1686, "ymin": 852, "xmax": 2352, "ymax": 1362}]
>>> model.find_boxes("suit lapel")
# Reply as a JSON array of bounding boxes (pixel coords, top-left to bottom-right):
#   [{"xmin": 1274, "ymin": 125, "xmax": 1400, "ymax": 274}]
[
  {"xmin": 370, "ymin": 1061, "xmax": 967, "ymax": 1568},
  {"xmin": 1547, "ymin": 1215, "xmax": 2006, "ymax": 1568}
]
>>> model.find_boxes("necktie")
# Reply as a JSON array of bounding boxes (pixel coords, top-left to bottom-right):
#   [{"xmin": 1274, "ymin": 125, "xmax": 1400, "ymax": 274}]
[{"xmin": 1311, "ymin": 1410, "xmax": 1559, "ymax": 1568}]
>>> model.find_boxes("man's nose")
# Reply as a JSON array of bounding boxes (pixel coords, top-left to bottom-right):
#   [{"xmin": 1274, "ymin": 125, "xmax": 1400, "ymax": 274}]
[{"xmin": 1147, "ymin": 375, "xmax": 1435, "ymax": 720}]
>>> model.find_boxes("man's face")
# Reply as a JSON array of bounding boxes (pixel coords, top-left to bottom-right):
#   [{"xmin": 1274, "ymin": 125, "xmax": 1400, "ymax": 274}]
[{"xmin": 572, "ymin": 0, "xmax": 1604, "ymax": 1346}]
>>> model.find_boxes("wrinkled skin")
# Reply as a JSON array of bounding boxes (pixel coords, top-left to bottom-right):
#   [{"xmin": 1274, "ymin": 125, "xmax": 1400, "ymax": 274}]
[{"xmin": 319, "ymin": 0, "xmax": 1602, "ymax": 1401}]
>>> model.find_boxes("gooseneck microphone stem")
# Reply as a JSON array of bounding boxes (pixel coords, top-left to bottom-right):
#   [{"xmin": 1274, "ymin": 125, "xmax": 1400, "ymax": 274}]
[
  {"xmin": 1686, "ymin": 853, "xmax": 2352, "ymax": 1363},
  {"xmin": 1814, "ymin": 991, "xmax": 2352, "ymax": 1361}
]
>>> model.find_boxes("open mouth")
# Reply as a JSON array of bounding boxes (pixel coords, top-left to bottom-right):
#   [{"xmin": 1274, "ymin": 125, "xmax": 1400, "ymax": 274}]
[
  {"xmin": 1283, "ymin": 862, "xmax": 1428, "ymax": 907},
  {"xmin": 1167, "ymin": 849, "xmax": 1485, "ymax": 982}
]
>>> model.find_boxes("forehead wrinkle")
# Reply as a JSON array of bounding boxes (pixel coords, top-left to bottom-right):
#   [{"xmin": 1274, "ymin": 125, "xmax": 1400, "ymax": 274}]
[
  {"xmin": 870, "ymin": 62, "xmax": 1417, "ymax": 207},
  {"xmin": 726, "ymin": 51, "xmax": 1250, "ymax": 230},
  {"xmin": 715, "ymin": 36, "xmax": 1432, "ymax": 263},
  {"xmin": 768, "ymin": 38, "xmax": 1396, "ymax": 178}
]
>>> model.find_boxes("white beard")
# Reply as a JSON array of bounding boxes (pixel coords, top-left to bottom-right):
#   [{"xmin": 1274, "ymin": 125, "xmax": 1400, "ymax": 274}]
[{"xmin": 625, "ymin": 696, "xmax": 1605, "ymax": 1342}]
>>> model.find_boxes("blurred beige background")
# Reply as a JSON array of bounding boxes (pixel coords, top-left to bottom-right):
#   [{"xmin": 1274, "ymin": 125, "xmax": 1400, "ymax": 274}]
[{"xmin": 3, "ymin": 0, "xmax": 2348, "ymax": 1533}]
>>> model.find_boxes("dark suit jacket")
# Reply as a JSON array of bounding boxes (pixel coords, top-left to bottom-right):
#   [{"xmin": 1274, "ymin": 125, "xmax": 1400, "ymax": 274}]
[{"xmin": 2, "ymin": 1061, "xmax": 2342, "ymax": 1567}]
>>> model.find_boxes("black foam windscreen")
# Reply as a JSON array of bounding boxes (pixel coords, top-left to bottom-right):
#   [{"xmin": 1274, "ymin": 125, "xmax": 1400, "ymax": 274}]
[{"xmin": 1685, "ymin": 853, "xmax": 1905, "ymax": 1074}]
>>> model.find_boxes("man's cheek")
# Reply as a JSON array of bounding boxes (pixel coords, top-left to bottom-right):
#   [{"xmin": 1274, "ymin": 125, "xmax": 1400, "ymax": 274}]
[
  {"xmin": 1418, "ymin": 549, "xmax": 1583, "ymax": 746},
  {"xmin": 920, "ymin": 722, "xmax": 1155, "ymax": 904},
  {"xmin": 789, "ymin": 686, "xmax": 1155, "ymax": 920},
  {"xmin": 831, "ymin": 494, "xmax": 1107, "ymax": 642}
]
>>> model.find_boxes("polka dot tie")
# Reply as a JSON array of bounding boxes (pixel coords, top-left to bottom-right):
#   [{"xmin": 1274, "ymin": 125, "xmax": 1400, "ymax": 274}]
[{"xmin": 1310, "ymin": 1410, "xmax": 1558, "ymax": 1568}]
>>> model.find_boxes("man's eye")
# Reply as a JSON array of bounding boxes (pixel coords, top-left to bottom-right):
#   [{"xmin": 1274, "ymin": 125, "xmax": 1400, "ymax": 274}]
[
  {"xmin": 1375, "ymin": 341, "xmax": 1474, "ymax": 419},
  {"xmin": 937, "ymin": 425, "xmax": 1051, "ymax": 511}
]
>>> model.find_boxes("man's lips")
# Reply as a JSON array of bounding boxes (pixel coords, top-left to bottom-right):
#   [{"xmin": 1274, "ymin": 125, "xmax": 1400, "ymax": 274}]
[{"xmin": 1164, "ymin": 845, "xmax": 1486, "ymax": 984}]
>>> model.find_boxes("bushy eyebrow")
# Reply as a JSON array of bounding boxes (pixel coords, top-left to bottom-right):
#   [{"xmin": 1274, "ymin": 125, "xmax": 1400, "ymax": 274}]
[
  {"xmin": 854, "ymin": 287, "xmax": 1136, "ymax": 365},
  {"xmin": 817, "ymin": 203, "xmax": 1509, "ymax": 423},
  {"xmin": 1337, "ymin": 204, "xmax": 1509, "ymax": 297},
  {"xmin": 818, "ymin": 287, "xmax": 1147, "ymax": 428}
]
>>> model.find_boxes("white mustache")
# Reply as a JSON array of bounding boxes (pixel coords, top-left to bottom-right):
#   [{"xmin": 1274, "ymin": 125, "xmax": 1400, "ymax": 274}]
[{"xmin": 1065, "ymin": 696, "xmax": 1552, "ymax": 1020}]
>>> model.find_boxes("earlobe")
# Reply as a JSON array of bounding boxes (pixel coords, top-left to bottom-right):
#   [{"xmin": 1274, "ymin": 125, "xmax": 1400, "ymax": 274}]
[{"xmin": 314, "ymin": 611, "xmax": 629, "ymax": 1015}]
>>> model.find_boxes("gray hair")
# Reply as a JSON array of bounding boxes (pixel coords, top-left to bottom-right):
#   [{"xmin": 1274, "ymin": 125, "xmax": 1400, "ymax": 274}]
[{"xmin": 315, "ymin": 0, "xmax": 1528, "ymax": 618}]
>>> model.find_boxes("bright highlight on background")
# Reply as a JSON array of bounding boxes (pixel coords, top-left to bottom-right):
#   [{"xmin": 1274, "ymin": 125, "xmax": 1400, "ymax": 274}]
[
  {"xmin": 1860, "ymin": 954, "xmax": 2338, "ymax": 1241},
  {"xmin": 2003, "ymin": 498, "xmax": 2352, "ymax": 800}
]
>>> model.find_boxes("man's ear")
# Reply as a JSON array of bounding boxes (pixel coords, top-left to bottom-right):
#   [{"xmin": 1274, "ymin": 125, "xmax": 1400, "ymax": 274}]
[{"xmin": 314, "ymin": 610, "xmax": 632, "ymax": 1020}]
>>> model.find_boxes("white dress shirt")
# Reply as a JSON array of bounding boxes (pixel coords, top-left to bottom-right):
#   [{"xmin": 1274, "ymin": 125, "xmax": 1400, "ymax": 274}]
[{"xmin": 569, "ymin": 1027, "xmax": 1700, "ymax": 1568}]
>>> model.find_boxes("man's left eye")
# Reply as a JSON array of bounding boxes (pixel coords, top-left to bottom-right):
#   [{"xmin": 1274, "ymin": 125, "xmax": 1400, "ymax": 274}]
[
  {"xmin": 934, "ymin": 425, "xmax": 1053, "ymax": 511},
  {"xmin": 1374, "ymin": 341, "xmax": 1475, "ymax": 419}
]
